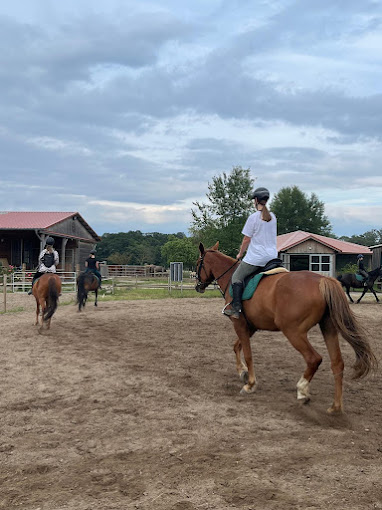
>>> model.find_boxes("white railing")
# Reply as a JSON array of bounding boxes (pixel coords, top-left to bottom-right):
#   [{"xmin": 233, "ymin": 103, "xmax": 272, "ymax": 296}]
[{"xmin": 9, "ymin": 271, "xmax": 77, "ymax": 293}]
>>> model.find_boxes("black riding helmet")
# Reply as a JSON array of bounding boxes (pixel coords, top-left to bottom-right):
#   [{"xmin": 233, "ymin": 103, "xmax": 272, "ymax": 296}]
[
  {"xmin": 90, "ymin": 249, "xmax": 96, "ymax": 255},
  {"xmin": 251, "ymin": 187, "xmax": 270, "ymax": 201},
  {"xmin": 45, "ymin": 236, "xmax": 55, "ymax": 246}
]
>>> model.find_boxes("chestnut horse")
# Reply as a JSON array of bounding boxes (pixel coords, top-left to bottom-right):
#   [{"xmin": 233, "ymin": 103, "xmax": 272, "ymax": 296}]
[
  {"xmin": 77, "ymin": 271, "xmax": 100, "ymax": 311},
  {"xmin": 195, "ymin": 242, "xmax": 377, "ymax": 414},
  {"xmin": 32, "ymin": 273, "xmax": 62, "ymax": 331}
]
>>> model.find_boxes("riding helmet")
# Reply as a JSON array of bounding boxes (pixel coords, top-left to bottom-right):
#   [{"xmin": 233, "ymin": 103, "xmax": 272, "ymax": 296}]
[
  {"xmin": 251, "ymin": 187, "xmax": 270, "ymax": 201},
  {"xmin": 45, "ymin": 236, "xmax": 55, "ymax": 246},
  {"xmin": 357, "ymin": 254, "xmax": 364, "ymax": 259},
  {"xmin": 90, "ymin": 249, "xmax": 96, "ymax": 255}
]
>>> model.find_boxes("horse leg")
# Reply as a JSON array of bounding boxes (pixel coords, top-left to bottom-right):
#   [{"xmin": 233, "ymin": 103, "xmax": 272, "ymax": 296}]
[
  {"xmin": 370, "ymin": 287, "xmax": 380, "ymax": 303},
  {"xmin": 94, "ymin": 288, "xmax": 98, "ymax": 307},
  {"xmin": 283, "ymin": 328, "xmax": 322, "ymax": 404},
  {"xmin": 233, "ymin": 339, "xmax": 249, "ymax": 383},
  {"xmin": 231, "ymin": 322, "xmax": 257, "ymax": 394},
  {"xmin": 35, "ymin": 299, "xmax": 40, "ymax": 326},
  {"xmin": 39, "ymin": 298, "xmax": 46, "ymax": 329},
  {"xmin": 319, "ymin": 317, "xmax": 344, "ymax": 414},
  {"xmin": 345, "ymin": 285, "xmax": 354, "ymax": 303},
  {"xmin": 356, "ymin": 286, "xmax": 367, "ymax": 303}
]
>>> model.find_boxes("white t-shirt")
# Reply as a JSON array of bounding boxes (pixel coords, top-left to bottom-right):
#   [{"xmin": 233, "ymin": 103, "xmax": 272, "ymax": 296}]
[
  {"xmin": 242, "ymin": 211, "xmax": 278, "ymax": 266},
  {"xmin": 38, "ymin": 249, "xmax": 59, "ymax": 273}
]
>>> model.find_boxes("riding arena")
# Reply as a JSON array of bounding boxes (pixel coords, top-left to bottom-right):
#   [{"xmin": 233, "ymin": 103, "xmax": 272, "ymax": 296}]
[{"xmin": 1, "ymin": 280, "xmax": 381, "ymax": 509}]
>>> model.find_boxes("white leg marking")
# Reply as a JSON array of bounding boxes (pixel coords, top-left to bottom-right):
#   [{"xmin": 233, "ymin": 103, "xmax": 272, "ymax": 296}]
[{"xmin": 296, "ymin": 376, "xmax": 310, "ymax": 400}]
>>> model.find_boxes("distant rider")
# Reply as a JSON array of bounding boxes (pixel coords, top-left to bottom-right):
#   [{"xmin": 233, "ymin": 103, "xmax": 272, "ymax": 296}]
[
  {"xmin": 28, "ymin": 237, "xmax": 59, "ymax": 294},
  {"xmin": 85, "ymin": 249, "xmax": 102, "ymax": 288}
]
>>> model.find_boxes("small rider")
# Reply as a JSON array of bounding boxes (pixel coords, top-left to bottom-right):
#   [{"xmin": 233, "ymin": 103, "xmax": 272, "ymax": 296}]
[
  {"xmin": 356, "ymin": 254, "xmax": 369, "ymax": 287},
  {"xmin": 85, "ymin": 249, "xmax": 102, "ymax": 287},
  {"xmin": 28, "ymin": 236, "xmax": 59, "ymax": 294}
]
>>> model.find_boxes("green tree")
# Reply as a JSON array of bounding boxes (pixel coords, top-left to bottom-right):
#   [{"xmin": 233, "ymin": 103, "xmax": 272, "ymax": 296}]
[
  {"xmin": 190, "ymin": 166, "xmax": 255, "ymax": 255},
  {"xmin": 339, "ymin": 229, "xmax": 382, "ymax": 246},
  {"xmin": 270, "ymin": 186, "xmax": 333, "ymax": 236},
  {"xmin": 161, "ymin": 238, "xmax": 199, "ymax": 269}
]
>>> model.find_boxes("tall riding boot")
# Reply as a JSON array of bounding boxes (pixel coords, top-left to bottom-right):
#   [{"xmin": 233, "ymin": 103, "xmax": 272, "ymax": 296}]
[{"xmin": 224, "ymin": 282, "xmax": 244, "ymax": 319}]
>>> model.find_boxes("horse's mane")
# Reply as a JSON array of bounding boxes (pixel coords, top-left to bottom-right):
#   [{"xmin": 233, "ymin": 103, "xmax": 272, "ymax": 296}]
[
  {"xmin": 369, "ymin": 266, "xmax": 382, "ymax": 277},
  {"xmin": 207, "ymin": 249, "xmax": 236, "ymax": 264}
]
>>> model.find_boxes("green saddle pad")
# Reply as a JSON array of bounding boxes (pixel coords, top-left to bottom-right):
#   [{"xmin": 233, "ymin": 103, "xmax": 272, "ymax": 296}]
[
  {"xmin": 355, "ymin": 274, "xmax": 365, "ymax": 282},
  {"xmin": 229, "ymin": 273, "xmax": 265, "ymax": 301}
]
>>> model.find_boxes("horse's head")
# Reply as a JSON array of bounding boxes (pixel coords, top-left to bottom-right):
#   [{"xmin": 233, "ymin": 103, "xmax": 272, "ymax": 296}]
[{"xmin": 195, "ymin": 241, "xmax": 219, "ymax": 293}]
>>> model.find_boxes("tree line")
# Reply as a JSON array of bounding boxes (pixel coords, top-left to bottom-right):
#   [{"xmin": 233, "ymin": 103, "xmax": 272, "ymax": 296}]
[{"xmin": 96, "ymin": 166, "xmax": 380, "ymax": 268}]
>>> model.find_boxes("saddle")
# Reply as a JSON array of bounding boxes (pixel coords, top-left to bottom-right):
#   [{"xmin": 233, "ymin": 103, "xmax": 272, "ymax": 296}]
[
  {"xmin": 355, "ymin": 273, "xmax": 366, "ymax": 282},
  {"xmin": 230, "ymin": 258, "xmax": 289, "ymax": 301}
]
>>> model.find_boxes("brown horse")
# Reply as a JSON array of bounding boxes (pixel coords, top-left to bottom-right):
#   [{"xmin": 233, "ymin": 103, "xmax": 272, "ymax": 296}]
[
  {"xmin": 77, "ymin": 271, "xmax": 100, "ymax": 311},
  {"xmin": 195, "ymin": 242, "xmax": 377, "ymax": 414},
  {"xmin": 32, "ymin": 273, "xmax": 62, "ymax": 331}
]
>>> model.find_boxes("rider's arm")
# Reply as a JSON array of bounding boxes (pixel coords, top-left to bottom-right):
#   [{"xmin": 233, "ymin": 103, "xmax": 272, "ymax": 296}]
[
  {"xmin": 237, "ymin": 236, "xmax": 251, "ymax": 260},
  {"xmin": 96, "ymin": 261, "xmax": 100, "ymax": 270},
  {"xmin": 85, "ymin": 260, "xmax": 88, "ymax": 267}
]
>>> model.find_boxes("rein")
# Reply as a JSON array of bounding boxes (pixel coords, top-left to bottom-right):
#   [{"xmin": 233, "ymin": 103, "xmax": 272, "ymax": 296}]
[{"xmin": 196, "ymin": 251, "xmax": 238, "ymax": 297}]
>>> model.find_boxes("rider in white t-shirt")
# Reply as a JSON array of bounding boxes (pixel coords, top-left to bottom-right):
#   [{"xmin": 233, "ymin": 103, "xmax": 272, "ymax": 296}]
[{"xmin": 224, "ymin": 187, "xmax": 277, "ymax": 319}]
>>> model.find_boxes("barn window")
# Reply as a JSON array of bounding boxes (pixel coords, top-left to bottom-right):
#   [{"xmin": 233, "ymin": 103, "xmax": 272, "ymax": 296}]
[{"xmin": 309, "ymin": 254, "xmax": 332, "ymax": 273}]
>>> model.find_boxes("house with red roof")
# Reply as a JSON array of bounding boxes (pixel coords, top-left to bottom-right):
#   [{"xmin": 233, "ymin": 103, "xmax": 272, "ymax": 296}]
[
  {"xmin": 0, "ymin": 212, "xmax": 100, "ymax": 271},
  {"xmin": 277, "ymin": 230, "xmax": 372, "ymax": 277}
]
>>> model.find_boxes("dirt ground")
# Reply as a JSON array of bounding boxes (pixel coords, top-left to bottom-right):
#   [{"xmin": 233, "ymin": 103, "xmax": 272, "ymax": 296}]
[{"xmin": 0, "ymin": 292, "xmax": 382, "ymax": 510}]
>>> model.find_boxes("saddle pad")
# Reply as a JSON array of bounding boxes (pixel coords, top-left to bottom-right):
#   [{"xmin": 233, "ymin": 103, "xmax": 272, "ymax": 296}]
[
  {"xmin": 230, "ymin": 267, "xmax": 289, "ymax": 301},
  {"xmin": 355, "ymin": 273, "xmax": 364, "ymax": 282}
]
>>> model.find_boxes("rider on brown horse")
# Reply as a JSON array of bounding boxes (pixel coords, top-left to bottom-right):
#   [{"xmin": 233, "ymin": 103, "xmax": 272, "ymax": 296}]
[
  {"xmin": 224, "ymin": 187, "xmax": 278, "ymax": 319},
  {"xmin": 28, "ymin": 236, "xmax": 59, "ymax": 295}
]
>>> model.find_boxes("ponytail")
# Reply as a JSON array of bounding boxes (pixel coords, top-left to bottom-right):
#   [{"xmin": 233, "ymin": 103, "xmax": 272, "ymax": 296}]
[{"xmin": 260, "ymin": 202, "xmax": 272, "ymax": 222}]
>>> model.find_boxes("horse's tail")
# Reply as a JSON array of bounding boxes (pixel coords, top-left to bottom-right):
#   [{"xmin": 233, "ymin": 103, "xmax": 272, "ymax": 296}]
[
  {"xmin": 319, "ymin": 277, "xmax": 377, "ymax": 378},
  {"xmin": 77, "ymin": 273, "xmax": 87, "ymax": 310},
  {"xmin": 336, "ymin": 274, "xmax": 342, "ymax": 283},
  {"xmin": 44, "ymin": 276, "xmax": 59, "ymax": 322}
]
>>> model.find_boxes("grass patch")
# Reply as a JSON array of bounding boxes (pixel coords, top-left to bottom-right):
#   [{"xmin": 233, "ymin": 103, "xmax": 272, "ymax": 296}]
[{"xmin": 1, "ymin": 306, "xmax": 25, "ymax": 314}]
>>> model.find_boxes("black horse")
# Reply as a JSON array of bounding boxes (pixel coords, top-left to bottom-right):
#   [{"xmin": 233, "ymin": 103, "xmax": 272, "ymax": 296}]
[
  {"xmin": 77, "ymin": 271, "xmax": 101, "ymax": 311},
  {"xmin": 337, "ymin": 267, "xmax": 382, "ymax": 303}
]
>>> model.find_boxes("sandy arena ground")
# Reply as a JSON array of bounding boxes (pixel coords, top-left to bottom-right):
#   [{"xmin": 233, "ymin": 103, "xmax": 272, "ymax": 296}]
[{"xmin": 0, "ymin": 292, "xmax": 381, "ymax": 510}]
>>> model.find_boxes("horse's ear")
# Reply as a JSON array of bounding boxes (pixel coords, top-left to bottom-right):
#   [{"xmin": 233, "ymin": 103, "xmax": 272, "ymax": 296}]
[
  {"xmin": 199, "ymin": 242, "xmax": 205, "ymax": 255},
  {"xmin": 211, "ymin": 241, "xmax": 219, "ymax": 251}
]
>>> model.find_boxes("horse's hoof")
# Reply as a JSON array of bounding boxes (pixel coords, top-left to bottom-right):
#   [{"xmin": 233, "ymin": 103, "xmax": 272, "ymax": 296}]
[
  {"xmin": 298, "ymin": 396, "xmax": 311, "ymax": 405},
  {"xmin": 327, "ymin": 405, "xmax": 343, "ymax": 415},
  {"xmin": 239, "ymin": 370, "xmax": 249, "ymax": 384},
  {"xmin": 240, "ymin": 384, "xmax": 256, "ymax": 395}
]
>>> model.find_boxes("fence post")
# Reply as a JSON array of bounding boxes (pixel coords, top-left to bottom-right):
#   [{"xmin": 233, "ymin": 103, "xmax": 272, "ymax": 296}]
[
  {"xmin": 22, "ymin": 263, "xmax": 26, "ymax": 292},
  {"xmin": 3, "ymin": 274, "xmax": 7, "ymax": 313},
  {"xmin": 112, "ymin": 277, "xmax": 115, "ymax": 295}
]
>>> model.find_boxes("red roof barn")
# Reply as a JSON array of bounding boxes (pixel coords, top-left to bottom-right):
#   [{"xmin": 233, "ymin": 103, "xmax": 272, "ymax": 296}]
[
  {"xmin": 277, "ymin": 230, "xmax": 372, "ymax": 276},
  {"xmin": 0, "ymin": 211, "xmax": 100, "ymax": 271}
]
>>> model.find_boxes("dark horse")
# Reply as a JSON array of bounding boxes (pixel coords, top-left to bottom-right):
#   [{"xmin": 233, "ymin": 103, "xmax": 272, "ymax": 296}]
[
  {"xmin": 337, "ymin": 267, "xmax": 382, "ymax": 303},
  {"xmin": 77, "ymin": 271, "xmax": 100, "ymax": 311},
  {"xmin": 195, "ymin": 242, "xmax": 377, "ymax": 414},
  {"xmin": 32, "ymin": 273, "xmax": 62, "ymax": 331}
]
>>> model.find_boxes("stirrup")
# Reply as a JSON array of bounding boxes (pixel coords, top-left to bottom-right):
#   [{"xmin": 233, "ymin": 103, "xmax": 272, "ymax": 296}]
[{"xmin": 222, "ymin": 302, "xmax": 241, "ymax": 318}]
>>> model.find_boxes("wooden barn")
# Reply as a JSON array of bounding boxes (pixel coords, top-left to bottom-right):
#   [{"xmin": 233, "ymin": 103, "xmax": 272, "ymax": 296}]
[
  {"xmin": 0, "ymin": 212, "xmax": 100, "ymax": 271},
  {"xmin": 277, "ymin": 230, "xmax": 372, "ymax": 277},
  {"xmin": 369, "ymin": 244, "xmax": 382, "ymax": 269}
]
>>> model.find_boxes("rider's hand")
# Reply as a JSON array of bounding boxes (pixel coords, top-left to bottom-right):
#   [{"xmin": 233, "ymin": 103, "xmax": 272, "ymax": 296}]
[{"xmin": 236, "ymin": 253, "xmax": 242, "ymax": 260}]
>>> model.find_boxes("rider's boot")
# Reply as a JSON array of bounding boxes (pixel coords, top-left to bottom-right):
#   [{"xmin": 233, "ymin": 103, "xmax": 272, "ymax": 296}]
[{"xmin": 224, "ymin": 282, "xmax": 244, "ymax": 319}]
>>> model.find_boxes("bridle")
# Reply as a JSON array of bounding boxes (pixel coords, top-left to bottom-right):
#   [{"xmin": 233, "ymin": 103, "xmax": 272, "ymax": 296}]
[{"xmin": 195, "ymin": 250, "xmax": 239, "ymax": 296}]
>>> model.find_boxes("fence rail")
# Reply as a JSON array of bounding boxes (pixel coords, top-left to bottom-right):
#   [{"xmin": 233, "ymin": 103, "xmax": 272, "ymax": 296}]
[{"xmin": 3, "ymin": 271, "xmax": 78, "ymax": 293}]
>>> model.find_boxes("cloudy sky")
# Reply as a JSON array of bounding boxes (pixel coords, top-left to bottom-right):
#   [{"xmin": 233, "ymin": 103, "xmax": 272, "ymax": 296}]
[{"xmin": 1, "ymin": 0, "xmax": 381, "ymax": 237}]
